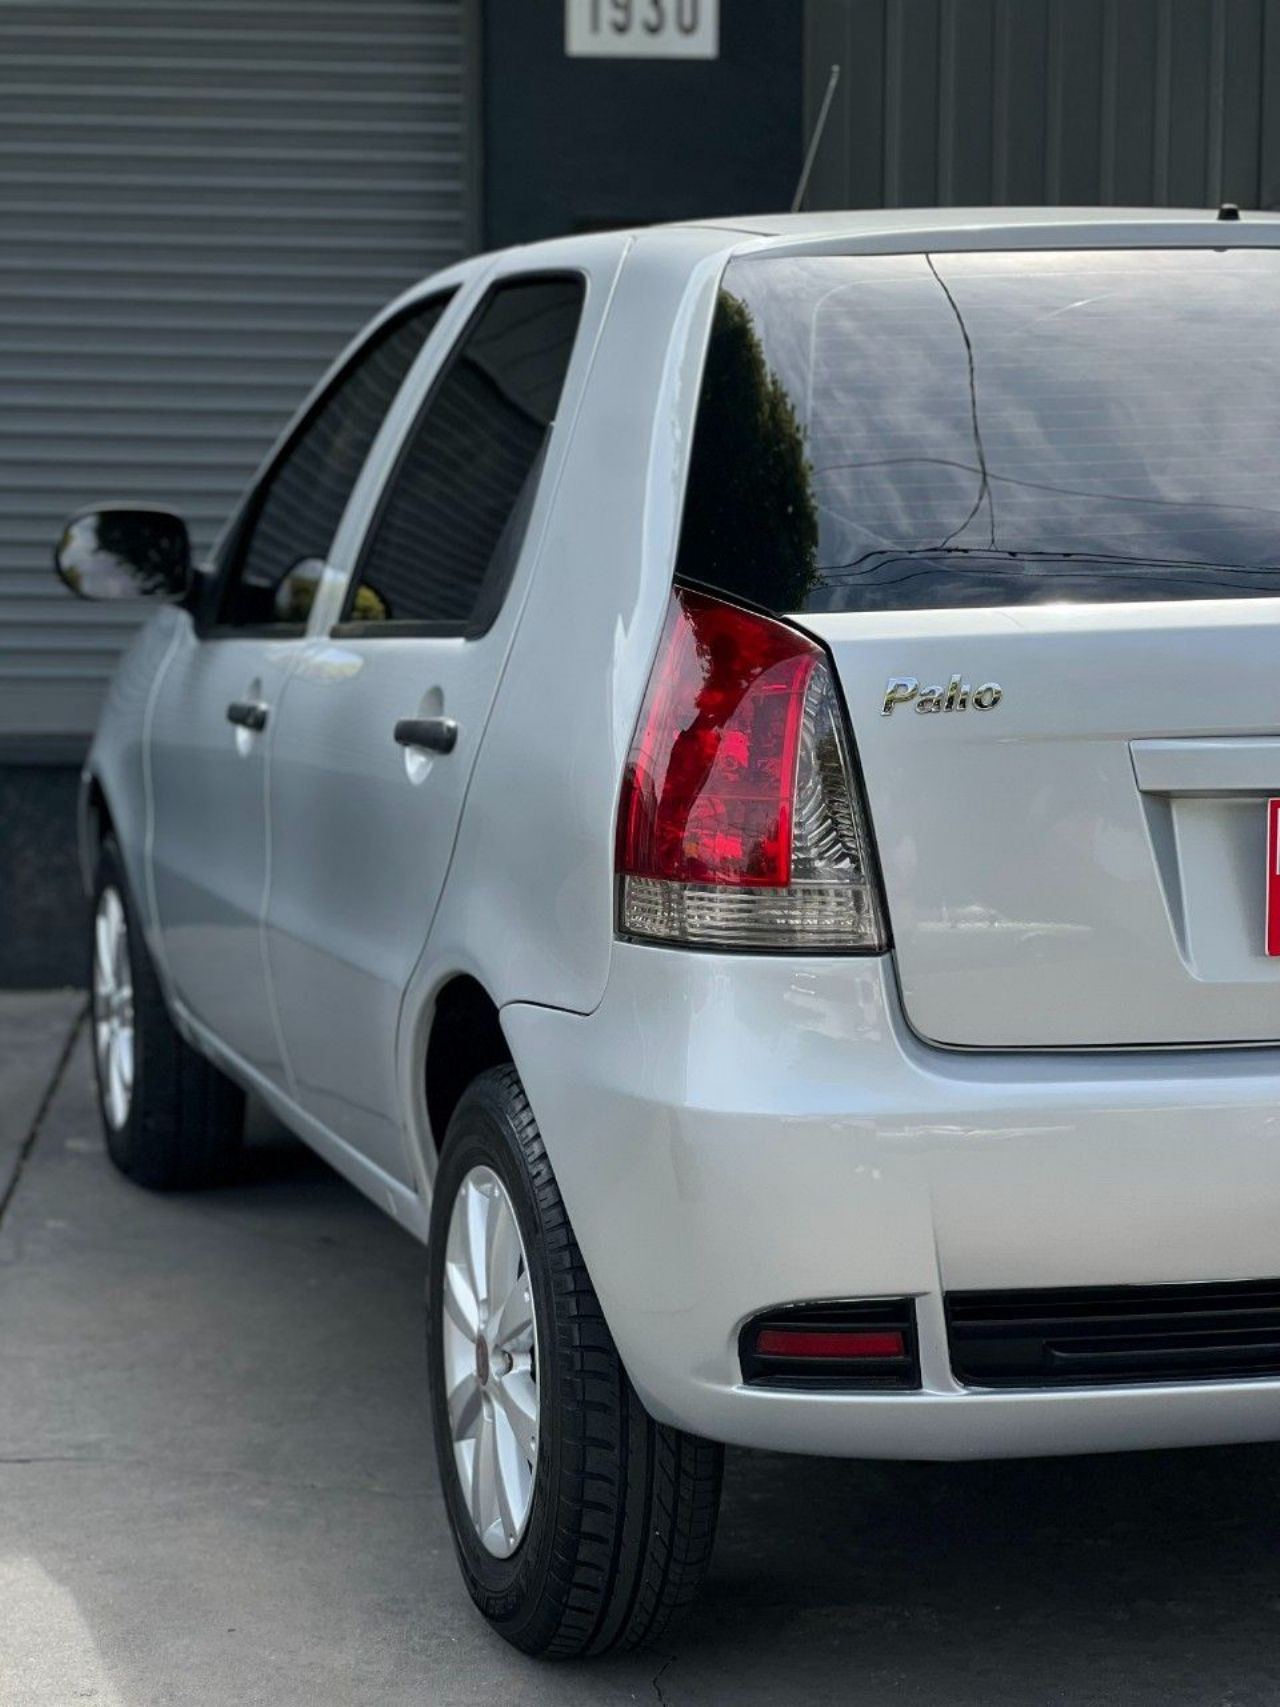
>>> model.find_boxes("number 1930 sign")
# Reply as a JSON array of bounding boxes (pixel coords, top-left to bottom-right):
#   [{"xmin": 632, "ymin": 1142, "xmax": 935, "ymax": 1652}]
[{"xmin": 565, "ymin": 0, "xmax": 719, "ymax": 59}]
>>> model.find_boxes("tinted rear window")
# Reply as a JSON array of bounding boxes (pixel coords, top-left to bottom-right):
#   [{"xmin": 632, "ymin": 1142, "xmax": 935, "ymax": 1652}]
[{"xmin": 676, "ymin": 248, "xmax": 1280, "ymax": 612}]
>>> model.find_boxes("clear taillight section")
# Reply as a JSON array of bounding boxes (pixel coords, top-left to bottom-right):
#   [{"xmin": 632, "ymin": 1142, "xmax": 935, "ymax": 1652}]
[{"xmin": 616, "ymin": 587, "xmax": 886, "ymax": 951}]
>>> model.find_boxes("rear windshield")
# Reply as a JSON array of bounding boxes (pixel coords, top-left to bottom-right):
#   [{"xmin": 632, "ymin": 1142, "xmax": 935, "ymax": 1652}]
[{"xmin": 676, "ymin": 248, "xmax": 1280, "ymax": 613}]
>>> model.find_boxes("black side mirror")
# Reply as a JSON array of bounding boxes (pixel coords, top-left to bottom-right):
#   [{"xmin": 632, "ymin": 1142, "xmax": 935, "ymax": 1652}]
[{"xmin": 54, "ymin": 507, "xmax": 191, "ymax": 602}]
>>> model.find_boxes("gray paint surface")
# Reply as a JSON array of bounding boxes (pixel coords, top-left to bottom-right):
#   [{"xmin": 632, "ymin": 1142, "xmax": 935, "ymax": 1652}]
[
  {"xmin": 805, "ymin": 0, "xmax": 1280, "ymax": 214},
  {"xmin": 7, "ymin": 1023, "xmax": 1280, "ymax": 1703},
  {"xmin": 0, "ymin": 0, "xmax": 474, "ymax": 744}
]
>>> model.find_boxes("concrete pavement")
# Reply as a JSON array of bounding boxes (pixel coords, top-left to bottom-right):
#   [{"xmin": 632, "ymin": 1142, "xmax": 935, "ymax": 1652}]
[
  {"xmin": 0, "ymin": 992, "xmax": 83, "ymax": 1210},
  {"xmin": 5, "ymin": 1004, "xmax": 1280, "ymax": 1704}
]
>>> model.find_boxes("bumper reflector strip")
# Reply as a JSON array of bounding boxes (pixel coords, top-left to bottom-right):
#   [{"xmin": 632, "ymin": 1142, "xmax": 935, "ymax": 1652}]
[
  {"xmin": 740, "ymin": 1299, "xmax": 919, "ymax": 1391},
  {"xmin": 754, "ymin": 1328, "xmax": 906, "ymax": 1360}
]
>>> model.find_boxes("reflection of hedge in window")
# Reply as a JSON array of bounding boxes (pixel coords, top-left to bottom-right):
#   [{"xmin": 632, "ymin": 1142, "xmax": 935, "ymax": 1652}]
[
  {"xmin": 677, "ymin": 291, "xmax": 820, "ymax": 616},
  {"xmin": 351, "ymin": 278, "xmax": 584, "ymax": 629}
]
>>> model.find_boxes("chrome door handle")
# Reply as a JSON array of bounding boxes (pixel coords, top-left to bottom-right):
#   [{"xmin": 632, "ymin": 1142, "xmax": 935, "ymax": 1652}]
[
  {"xmin": 226, "ymin": 700, "xmax": 269, "ymax": 732},
  {"xmin": 393, "ymin": 716, "xmax": 457, "ymax": 754}
]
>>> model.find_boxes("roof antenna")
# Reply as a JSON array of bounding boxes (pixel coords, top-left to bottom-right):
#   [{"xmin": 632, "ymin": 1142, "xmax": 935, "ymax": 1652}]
[
  {"xmin": 791, "ymin": 63, "xmax": 841, "ymax": 214},
  {"xmin": 1218, "ymin": 202, "xmax": 1241, "ymax": 221}
]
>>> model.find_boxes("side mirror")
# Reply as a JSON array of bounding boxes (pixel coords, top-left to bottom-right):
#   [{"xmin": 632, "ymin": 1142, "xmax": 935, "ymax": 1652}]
[{"xmin": 54, "ymin": 507, "xmax": 191, "ymax": 602}]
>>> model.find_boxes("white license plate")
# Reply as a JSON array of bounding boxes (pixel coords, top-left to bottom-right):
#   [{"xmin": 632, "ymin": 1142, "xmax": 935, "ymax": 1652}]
[{"xmin": 564, "ymin": 0, "xmax": 719, "ymax": 59}]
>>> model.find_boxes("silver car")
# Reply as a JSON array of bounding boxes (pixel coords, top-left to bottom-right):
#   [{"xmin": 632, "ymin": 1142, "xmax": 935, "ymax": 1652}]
[{"xmin": 62, "ymin": 209, "xmax": 1280, "ymax": 1655}]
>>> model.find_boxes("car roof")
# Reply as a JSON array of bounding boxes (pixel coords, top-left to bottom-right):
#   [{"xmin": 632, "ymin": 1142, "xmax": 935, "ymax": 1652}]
[
  {"xmin": 474, "ymin": 206, "xmax": 1280, "ymax": 279},
  {"xmin": 393, "ymin": 208, "xmax": 1280, "ymax": 324},
  {"xmin": 666, "ymin": 205, "xmax": 1280, "ymax": 240}
]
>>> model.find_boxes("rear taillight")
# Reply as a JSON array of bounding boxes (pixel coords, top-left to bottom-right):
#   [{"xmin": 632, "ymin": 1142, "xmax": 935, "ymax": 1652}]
[{"xmin": 615, "ymin": 587, "xmax": 886, "ymax": 951}]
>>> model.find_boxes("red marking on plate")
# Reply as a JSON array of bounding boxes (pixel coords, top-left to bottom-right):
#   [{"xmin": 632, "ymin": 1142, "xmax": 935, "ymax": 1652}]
[{"xmin": 1267, "ymin": 799, "xmax": 1280, "ymax": 957}]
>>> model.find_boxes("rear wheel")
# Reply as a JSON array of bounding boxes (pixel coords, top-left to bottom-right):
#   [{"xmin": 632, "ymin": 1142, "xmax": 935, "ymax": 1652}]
[
  {"xmin": 426, "ymin": 1066, "xmax": 723, "ymax": 1657},
  {"xmin": 91, "ymin": 836, "xmax": 245, "ymax": 1189}
]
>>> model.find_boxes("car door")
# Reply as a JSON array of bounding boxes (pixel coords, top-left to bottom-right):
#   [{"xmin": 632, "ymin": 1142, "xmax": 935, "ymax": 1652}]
[
  {"xmin": 264, "ymin": 271, "xmax": 591, "ymax": 1185},
  {"xmin": 148, "ymin": 291, "xmax": 453, "ymax": 1080}
]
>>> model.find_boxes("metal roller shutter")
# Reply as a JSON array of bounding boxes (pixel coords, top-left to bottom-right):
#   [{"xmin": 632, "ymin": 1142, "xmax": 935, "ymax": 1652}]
[{"xmin": 0, "ymin": 0, "xmax": 476, "ymax": 746}]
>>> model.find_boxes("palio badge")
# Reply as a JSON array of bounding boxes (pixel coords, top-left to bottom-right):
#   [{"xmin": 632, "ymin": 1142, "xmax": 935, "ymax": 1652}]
[{"xmin": 881, "ymin": 676, "xmax": 1003, "ymax": 716}]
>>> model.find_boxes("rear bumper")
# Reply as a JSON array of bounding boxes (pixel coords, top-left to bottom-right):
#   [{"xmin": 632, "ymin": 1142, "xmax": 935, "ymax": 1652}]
[{"xmin": 503, "ymin": 945, "xmax": 1280, "ymax": 1460}]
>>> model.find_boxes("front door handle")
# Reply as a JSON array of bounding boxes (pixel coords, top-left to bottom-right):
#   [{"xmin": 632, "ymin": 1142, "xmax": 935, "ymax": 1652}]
[
  {"xmin": 226, "ymin": 699, "xmax": 269, "ymax": 732},
  {"xmin": 393, "ymin": 716, "xmax": 457, "ymax": 754}
]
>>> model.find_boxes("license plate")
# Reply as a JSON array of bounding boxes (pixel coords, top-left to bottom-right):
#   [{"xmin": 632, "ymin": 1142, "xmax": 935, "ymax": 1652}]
[
  {"xmin": 564, "ymin": 0, "xmax": 719, "ymax": 58},
  {"xmin": 1267, "ymin": 799, "xmax": 1280, "ymax": 955}
]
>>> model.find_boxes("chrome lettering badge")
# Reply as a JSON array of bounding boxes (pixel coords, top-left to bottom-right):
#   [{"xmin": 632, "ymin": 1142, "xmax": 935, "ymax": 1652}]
[{"xmin": 881, "ymin": 676, "xmax": 1003, "ymax": 716}]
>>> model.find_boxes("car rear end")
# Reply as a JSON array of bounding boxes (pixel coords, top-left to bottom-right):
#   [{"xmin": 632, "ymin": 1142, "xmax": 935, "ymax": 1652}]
[{"xmin": 507, "ymin": 222, "xmax": 1280, "ymax": 1459}]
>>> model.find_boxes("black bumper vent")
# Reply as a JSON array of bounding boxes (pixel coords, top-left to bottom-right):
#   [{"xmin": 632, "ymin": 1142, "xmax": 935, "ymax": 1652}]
[{"xmin": 947, "ymin": 1279, "xmax": 1280, "ymax": 1388}]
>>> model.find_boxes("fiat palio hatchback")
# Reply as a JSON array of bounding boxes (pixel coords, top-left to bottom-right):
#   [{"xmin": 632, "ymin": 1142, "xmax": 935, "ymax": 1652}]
[{"xmin": 60, "ymin": 209, "xmax": 1280, "ymax": 1656}]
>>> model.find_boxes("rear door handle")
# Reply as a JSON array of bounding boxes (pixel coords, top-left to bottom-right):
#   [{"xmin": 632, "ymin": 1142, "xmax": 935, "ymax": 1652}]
[
  {"xmin": 226, "ymin": 700, "xmax": 269, "ymax": 732},
  {"xmin": 394, "ymin": 716, "xmax": 457, "ymax": 754}
]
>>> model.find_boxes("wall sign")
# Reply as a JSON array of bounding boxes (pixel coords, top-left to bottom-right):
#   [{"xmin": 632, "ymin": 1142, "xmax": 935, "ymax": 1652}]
[{"xmin": 565, "ymin": 0, "xmax": 719, "ymax": 60}]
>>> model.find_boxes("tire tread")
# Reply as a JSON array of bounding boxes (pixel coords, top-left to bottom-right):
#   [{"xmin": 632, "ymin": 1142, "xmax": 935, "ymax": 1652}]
[
  {"xmin": 95, "ymin": 838, "xmax": 244, "ymax": 1191},
  {"xmin": 431, "ymin": 1065, "xmax": 722, "ymax": 1658}
]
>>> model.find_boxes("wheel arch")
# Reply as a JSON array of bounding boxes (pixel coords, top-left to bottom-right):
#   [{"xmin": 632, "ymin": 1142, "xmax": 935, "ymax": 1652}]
[
  {"xmin": 423, "ymin": 973, "xmax": 514, "ymax": 1158},
  {"xmin": 79, "ymin": 769, "xmax": 116, "ymax": 895}
]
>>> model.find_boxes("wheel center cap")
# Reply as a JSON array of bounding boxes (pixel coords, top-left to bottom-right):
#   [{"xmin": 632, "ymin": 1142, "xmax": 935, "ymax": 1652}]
[{"xmin": 475, "ymin": 1334, "xmax": 491, "ymax": 1387}]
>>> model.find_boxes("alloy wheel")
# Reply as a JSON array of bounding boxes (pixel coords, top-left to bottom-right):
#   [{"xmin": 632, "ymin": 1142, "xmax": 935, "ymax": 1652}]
[
  {"xmin": 441, "ymin": 1165, "xmax": 540, "ymax": 1558},
  {"xmin": 92, "ymin": 885, "xmax": 135, "ymax": 1131}
]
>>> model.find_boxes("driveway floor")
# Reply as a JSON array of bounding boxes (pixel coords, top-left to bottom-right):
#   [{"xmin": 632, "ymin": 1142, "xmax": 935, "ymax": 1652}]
[{"xmin": 4, "ymin": 1003, "xmax": 1280, "ymax": 1704}]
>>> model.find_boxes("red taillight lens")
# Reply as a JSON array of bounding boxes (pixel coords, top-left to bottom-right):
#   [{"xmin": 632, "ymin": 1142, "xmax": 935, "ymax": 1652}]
[
  {"xmin": 617, "ymin": 589, "xmax": 818, "ymax": 889},
  {"xmin": 616, "ymin": 588, "xmax": 886, "ymax": 951}
]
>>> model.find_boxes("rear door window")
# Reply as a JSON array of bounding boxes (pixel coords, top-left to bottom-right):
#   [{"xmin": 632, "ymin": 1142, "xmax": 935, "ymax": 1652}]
[
  {"xmin": 677, "ymin": 248, "xmax": 1280, "ymax": 612},
  {"xmin": 339, "ymin": 274, "xmax": 585, "ymax": 636}
]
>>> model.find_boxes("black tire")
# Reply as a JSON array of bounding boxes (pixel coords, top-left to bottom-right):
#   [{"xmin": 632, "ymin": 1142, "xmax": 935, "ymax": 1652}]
[
  {"xmin": 91, "ymin": 835, "xmax": 245, "ymax": 1190},
  {"xmin": 426, "ymin": 1066, "xmax": 723, "ymax": 1658}
]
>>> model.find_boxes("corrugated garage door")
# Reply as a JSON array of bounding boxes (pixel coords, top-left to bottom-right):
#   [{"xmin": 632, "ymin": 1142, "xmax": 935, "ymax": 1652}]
[{"xmin": 0, "ymin": 0, "xmax": 475, "ymax": 749}]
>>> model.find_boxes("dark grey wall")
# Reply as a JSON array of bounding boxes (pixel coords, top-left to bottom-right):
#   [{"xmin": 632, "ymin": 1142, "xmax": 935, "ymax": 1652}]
[
  {"xmin": 0, "ymin": 764, "xmax": 84, "ymax": 988},
  {"xmin": 805, "ymin": 0, "xmax": 1280, "ymax": 213},
  {"xmin": 482, "ymin": 0, "xmax": 804, "ymax": 246}
]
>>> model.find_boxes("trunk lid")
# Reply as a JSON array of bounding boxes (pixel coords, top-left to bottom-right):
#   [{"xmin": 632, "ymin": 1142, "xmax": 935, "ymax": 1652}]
[
  {"xmin": 673, "ymin": 239, "xmax": 1280, "ymax": 1046},
  {"xmin": 808, "ymin": 600, "xmax": 1280, "ymax": 1048}
]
